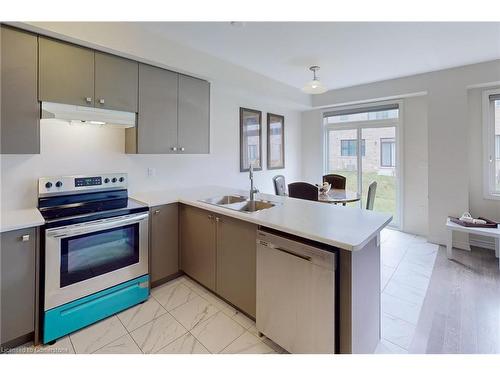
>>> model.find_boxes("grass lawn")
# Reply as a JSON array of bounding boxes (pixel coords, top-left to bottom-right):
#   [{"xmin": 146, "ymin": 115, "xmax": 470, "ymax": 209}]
[{"xmin": 331, "ymin": 171, "xmax": 397, "ymax": 218}]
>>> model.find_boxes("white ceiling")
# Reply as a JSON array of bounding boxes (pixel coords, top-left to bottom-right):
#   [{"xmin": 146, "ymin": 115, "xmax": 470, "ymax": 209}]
[{"xmin": 139, "ymin": 22, "xmax": 500, "ymax": 91}]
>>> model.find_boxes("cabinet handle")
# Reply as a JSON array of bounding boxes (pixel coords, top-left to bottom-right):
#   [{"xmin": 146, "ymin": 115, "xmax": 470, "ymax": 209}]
[
  {"xmin": 215, "ymin": 217, "xmax": 221, "ymax": 223},
  {"xmin": 98, "ymin": 98, "xmax": 105, "ymax": 105},
  {"xmin": 180, "ymin": 147, "xmax": 185, "ymax": 152},
  {"xmin": 171, "ymin": 147, "xmax": 178, "ymax": 151},
  {"xmin": 153, "ymin": 210, "xmax": 160, "ymax": 215},
  {"xmin": 21, "ymin": 234, "xmax": 30, "ymax": 242},
  {"xmin": 208, "ymin": 214, "xmax": 214, "ymax": 220},
  {"xmin": 85, "ymin": 97, "xmax": 92, "ymax": 103}
]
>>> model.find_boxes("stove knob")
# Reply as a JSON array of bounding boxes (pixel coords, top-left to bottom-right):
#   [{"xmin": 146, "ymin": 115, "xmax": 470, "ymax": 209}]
[
  {"xmin": 45, "ymin": 182, "xmax": 53, "ymax": 189},
  {"xmin": 119, "ymin": 177, "xmax": 125, "ymax": 182},
  {"xmin": 112, "ymin": 177, "xmax": 117, "ymax": 183},
  {"xmin": 55, "ymin": 181, "xmax": 63, "ymax": 188},
  {"xmin": 104, "ymin": 178, "xmax": 110, "ymax": 183}
]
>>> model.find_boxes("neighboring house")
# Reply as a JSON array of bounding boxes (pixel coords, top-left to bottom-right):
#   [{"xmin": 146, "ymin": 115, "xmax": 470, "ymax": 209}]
[{"xmin": 328, "ymin": 127, "xmax": 396, "ymax": 176}]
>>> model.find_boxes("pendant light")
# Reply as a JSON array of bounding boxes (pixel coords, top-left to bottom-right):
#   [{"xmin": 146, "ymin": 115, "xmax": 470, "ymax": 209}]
[{"xmin": 302, "ymin": 66, "xmax": 327, "ymax": 94}]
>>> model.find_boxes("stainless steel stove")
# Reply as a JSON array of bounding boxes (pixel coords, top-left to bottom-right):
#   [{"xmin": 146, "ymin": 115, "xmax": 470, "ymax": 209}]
[{"xmin": 38, "ymin": 173, "xmax": 149, "ymax": 344}]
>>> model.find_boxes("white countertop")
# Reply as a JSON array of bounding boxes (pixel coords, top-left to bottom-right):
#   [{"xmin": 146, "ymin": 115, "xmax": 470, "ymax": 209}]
[
  {"xmin": 131, "ymin": 186, "xmax": 392, "ymax": 251},
  {"xmin": 1, "ymin": 208, "xmax": 45, "ymax": 233}
]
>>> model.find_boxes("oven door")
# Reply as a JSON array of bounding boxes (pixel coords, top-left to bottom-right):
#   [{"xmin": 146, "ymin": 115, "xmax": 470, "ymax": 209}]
[{"xmin": 44, "ymin": 212, "xmax": 149, "ymax": 310}]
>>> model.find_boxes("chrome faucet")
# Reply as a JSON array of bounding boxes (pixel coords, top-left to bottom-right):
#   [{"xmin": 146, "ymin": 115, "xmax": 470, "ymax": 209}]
[{"xmin": 249, "ymin": 164, "xmax": 259, "ymax": 201}]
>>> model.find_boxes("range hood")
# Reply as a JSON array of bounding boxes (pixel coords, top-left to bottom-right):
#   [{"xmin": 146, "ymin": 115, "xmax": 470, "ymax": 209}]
[{"xmin": 41, "ymin": 102, "xmax": 136, "ymax": 128}]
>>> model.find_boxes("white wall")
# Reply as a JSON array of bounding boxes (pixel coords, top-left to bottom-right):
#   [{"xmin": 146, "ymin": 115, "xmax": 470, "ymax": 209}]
[
  {"xmin": 303, "ymin": 60, "xmax": 500, "ymax": 245},
  {"xmin": 0, "ymin": 23, "xmax": 306, "ymax": 210}
]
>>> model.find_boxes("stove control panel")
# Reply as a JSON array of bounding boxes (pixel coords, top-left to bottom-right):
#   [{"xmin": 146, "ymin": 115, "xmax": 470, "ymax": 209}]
[{"xmin": 38, "ymin": 173, "xmax": 127, "ymax": 196}]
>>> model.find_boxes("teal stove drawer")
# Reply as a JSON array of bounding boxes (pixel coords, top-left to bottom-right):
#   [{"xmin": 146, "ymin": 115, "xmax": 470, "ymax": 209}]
[{"xmin": 44, "ymin": 275, "xmax": 149, "ymax": 344}]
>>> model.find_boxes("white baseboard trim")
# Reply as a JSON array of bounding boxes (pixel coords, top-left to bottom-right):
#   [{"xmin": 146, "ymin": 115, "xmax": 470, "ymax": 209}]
[{"xmin": 469, "ymin": 235, "xmax": 496, "ymax": 250}]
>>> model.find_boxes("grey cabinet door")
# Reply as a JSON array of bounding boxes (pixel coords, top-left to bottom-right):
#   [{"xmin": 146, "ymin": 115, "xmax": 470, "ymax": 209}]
[
  {"xmin": 216, "ymin": 215, "xmax": 257, "ymax": 317},
  {"xmin": 179, "ymin": 205, "xmax": 216, "ymax": 291},
  {"xmin": 1, "ymin": 228, "xmax": 36, "ymax": 345},
  {"xmin": 136, "ymin": 64, "xmax": 179, "ymax": 154},
  {"xmin": 1, "ymin": 26, "xmax": 40, "ymax": 154},
  {"xmin": 38, "ymin": 37, "xmax": 94, "ymax": 107},
  {"xmin": 178, "ymin": 75, "xmax": 210, "ymax": 154},
  {"xmin": 150, "ymin": 204, "xmax": 179, "ymax": 285},
  {"xmin": 95, "ymin": 52, "xmax": 138, "ymax": 112}
]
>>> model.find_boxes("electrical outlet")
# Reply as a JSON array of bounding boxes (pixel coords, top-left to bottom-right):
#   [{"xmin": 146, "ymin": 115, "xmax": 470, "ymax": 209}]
[{"xmin": 147, "ymin": 168, "xmax": 156, "ymax": 177}]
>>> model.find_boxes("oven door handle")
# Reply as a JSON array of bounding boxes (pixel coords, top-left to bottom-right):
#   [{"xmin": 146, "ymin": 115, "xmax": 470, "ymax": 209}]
[{"xmin": 46, "ymin": 213, "xmax": 149, "ymax": 238}]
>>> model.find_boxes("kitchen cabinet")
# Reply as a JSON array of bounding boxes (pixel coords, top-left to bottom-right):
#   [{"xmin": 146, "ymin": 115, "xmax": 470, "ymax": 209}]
[
  {"xmin": 39, "ymin": 37, "xmax": 95, "ymax": 107},
  {"xmin": 1, "ymin": 26, "xmax": 40, "ymax": 154},
  {"xmin": 94, "ymin": 52, "xmax": 138, "ymax": 112},
  {"xmin": 39, "ymin": 38, "xmax": 138, "ymax": 112},
  {"xmin": 179, "ymin": 205, "xmax": 217, "ymax": 290},
  {"xmin": 127, "ymin": 66, "xmax": 211, "ymax": 154},
  {"xmin": 215, "ymin": 215, "xmax": 257, "ymax": 317},
  {"xmin": 150, "ymin": 203, "xmax": 179, "ymax": 286},
  {"xmin": 0, "ymin": 228, "xmax": 36, "ymax": 347},
  {"xmin": 216, "ymin": 214, "xmax": 257, "ymax": 317},
  {"xmin": 127, "ymin": 64, "xmax": 179, "ymax": 154},
  {"xmin": 177, "ymin": 75, "xmax": 210, "ymax": 154},
  {"xmin": 179, "ymin": 205, "xmax": 257, "ymax": 316}
]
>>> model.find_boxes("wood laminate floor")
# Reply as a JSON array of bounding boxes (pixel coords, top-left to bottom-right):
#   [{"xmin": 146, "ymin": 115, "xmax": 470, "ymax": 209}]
[{"xmin": 410, "ymin": 246, "xmax": 500, "ymax": 354}]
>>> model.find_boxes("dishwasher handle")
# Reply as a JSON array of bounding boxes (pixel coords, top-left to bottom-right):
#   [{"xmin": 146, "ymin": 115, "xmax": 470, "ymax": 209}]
[{"xmin": 257, "ymin": 239, "xmax": 312, "ymax": 262}]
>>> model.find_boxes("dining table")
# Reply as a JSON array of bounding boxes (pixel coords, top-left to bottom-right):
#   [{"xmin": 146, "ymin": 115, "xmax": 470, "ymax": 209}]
[{"xmin": 318, "ymin": 188, "xmax": 361, "ymax": 206}]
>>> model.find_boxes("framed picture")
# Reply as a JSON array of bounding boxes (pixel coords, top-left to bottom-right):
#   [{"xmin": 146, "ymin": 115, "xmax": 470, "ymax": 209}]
[
  {"xmin": 267, "ymin": 113, "xmax": 285, "ymax": 169},
  {"xmin": 240, "ymin": 107, "xmax": 262, "ymax": 172}
]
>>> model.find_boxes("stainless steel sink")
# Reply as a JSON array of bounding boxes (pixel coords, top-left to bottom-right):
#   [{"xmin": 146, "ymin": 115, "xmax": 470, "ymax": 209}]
[
  {"xmin": 201, "ymin": 195, "xmax": 247, "ymax": 205},
  {"xmin": 234, "ymin": 200, "xmax": 275, "ymax": 212},
  {"xmin": 200, "ymin": 195, "xmax": 277, "ymax": 213}
]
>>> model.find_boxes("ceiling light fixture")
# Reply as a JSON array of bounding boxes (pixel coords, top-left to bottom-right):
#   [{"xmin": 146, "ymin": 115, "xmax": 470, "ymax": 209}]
[{"xmin": 302, "ymin": 66, "xmax": 327, "ymax": 95}]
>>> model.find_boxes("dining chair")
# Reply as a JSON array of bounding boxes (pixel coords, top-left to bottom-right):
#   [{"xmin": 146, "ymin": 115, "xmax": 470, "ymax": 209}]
[
  {"xmin": 366, "ymin": 181, "xmax": 377, "ymax": 210},
  {"xmin": 288, "ymin": 182, "xmax": 319, "ymax": 202},
  {"xmin": 273, "ymin": 175, "xmax": 287, "ymax": 196},
  {"xmin": 323, "ymin": 174, "xmax": 346, "ymax": 190}
]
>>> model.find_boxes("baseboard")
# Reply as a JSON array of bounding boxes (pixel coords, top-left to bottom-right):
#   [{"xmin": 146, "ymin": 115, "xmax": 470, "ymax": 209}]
[
  {"xmin": 469, "ymin": 234, "xmax": 496, "ymax": 250},
  {"xmin": 0, "ymin": 332, "xmax": 34, "ymax": 353}
]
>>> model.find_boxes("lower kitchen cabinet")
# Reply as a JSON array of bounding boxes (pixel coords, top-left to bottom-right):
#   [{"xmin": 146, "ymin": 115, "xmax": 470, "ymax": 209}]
[
  {"xmin": 179, "ymin": 204, "xmax": 257, "ymax": 317},
  {"xmin": 0, "ymin": 228, "xmax": 36, "ymax": 347},
  {"xmin": 150, "ymin": 204, "xmax": 179, "ymax": 286},
  {"xmin": 179, "ymin": 205, "xmax": 217, "ymax": 290},
  {"xmin": 216, "ymin": 214, "xmax": 257, "ymax": 317}
]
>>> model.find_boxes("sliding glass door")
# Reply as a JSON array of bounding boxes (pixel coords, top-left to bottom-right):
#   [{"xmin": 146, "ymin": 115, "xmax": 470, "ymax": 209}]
[{"xmin": 324, "ymin": 104, "xmax": 401, "ymax": 227}]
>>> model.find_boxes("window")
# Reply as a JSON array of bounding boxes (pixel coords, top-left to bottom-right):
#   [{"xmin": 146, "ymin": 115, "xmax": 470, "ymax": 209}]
[
  {"xmin": 380, "ymin": 138, "xmax": 396, "ymax": 167},
  {"xmin": 340, "ymin": 139, "xmax": 365, "ymax": 157},
  {"xmin": 325, "ymin": 107, "xmax": 399, "ymax": 124},
  {"xmin": 324, "ymin": 102, "xmax": 400, "ymax": 228},
  {"xmin": 496, "ymin": 135, "xmax": 500, "ymax": 160},
  {"xmin": 483, "ymin": 89, "xmax": 500, "ymax": 198},
  {"xmin": 248, "ymin": 144, "xmax": 257, "ymax": 161}
]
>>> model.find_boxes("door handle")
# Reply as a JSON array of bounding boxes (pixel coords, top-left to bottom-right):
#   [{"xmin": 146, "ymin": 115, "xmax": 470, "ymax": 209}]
[
  {"xmin": 98, "ymin": 98, "xmax": 105, "ymax": 105},
  {"xmin": 153, "ymin": 210, "xmax": 160, "ymax": 215},
  {"xmin": 85, "ymin": 97, "xmax": 92, "ymax": 103},
  {"xmin": 20, "ymin": 234, "xmax": 30, "ymax": 242},
  {"xmin": 172, "ymin": 147, "xmax": 178, "ymax": 151}
]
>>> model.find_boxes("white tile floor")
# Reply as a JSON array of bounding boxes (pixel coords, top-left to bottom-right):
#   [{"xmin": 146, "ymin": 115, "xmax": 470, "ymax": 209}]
[
  {"xmin": 375, "ymin": 228, "xmax": 439, "ymax": 354},
  {"xmin": 13, "ymin": 275, "xmax": 284, "ymax": 354},
  {"xmin": 11, "ymin": 228, "xmax": 437, "ymax": 355}
]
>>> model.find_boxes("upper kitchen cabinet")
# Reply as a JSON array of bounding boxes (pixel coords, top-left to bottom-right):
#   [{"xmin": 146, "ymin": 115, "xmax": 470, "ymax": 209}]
[
  {"xmin": 1, "ymin": 26, "xmax": 40, "ymax": 154},
  {"xmin": 94, "ymin": 52, "xmax": 138, "ymax": 112},
  {"xmin": 127, "ymin": 64, "xmax": 178, "ymax": 154},
  {"xmin": 178, "ymin": 75, "xmax": 210, "ymax": 154},
  {"xmin": 38, "ymin": 37, "xmax": 95, "ymax": 107},
  {"xmin": 39, "ymin": 38, "xmax": 138, "ymax": 112}
]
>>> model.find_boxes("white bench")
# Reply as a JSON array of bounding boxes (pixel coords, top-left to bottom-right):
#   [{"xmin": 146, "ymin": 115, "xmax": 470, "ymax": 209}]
[{"xmin": 446, "ymin": 218, "xmax": 500, "ymax": 269}]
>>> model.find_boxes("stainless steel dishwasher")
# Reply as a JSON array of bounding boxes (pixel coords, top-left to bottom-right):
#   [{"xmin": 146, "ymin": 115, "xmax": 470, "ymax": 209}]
[{"xmin": 256, "ymin": 229, "xmax": 336, "ymax": 354}]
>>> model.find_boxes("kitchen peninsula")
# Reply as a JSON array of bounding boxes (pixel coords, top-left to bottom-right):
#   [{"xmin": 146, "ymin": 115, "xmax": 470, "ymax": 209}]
[{"xmin": 132, "ymin": 185, "xmax": 392, "ymax": 354}]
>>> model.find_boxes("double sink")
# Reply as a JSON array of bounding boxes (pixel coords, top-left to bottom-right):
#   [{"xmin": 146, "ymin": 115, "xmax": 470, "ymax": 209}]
[{"xmin": 200, "ymin": 195, "xmax": 276, "ymax": 213}]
